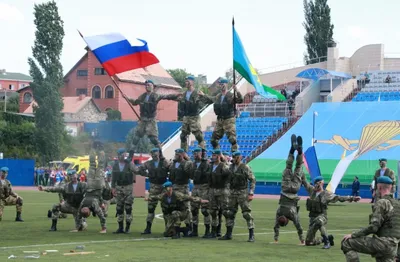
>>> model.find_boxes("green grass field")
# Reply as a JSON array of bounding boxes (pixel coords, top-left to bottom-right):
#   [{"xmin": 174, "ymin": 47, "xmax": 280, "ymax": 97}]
[{"xmin": 0, "ymin": 191, "xmax": 376, "ymax": 262}]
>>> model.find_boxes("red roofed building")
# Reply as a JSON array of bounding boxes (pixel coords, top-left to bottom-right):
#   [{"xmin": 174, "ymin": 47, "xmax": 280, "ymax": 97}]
[{"xmin": 17, "ymin": 49, "xmax": 182, "ymax": 121}]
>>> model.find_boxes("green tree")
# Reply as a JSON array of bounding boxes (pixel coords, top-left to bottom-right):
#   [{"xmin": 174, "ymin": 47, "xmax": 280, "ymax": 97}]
[
  {"xmin": 106, "ymin": 109, "xmax": 122, "ymax": 121},
  {"xmin": 167, "ymin": 68, "xmax": 191, "ymax": 87},
  {"xmin": 0, "ymin": 94, "xmax": 20, "ymax": 113},
  {"xmin": 28, "ymin": 0, "xmax": 65, "ymax": 164},
  {"xmin": 303, "ymin": 0, "xmax": 334, "ymax": 64}
]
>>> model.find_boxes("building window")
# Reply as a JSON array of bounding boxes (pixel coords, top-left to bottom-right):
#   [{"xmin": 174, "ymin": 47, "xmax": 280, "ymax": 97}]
[
  {"xmin": 76, "ymin": 88, "xmax": 87, "ymax": 96},
  {"xmin": 92, "ymin": 85, "xmax": 101, "ymax": 99},
  {"xmin": 105, "ymin": 85, "xmax": 114, "ymax": 99},
  {"xmin": 77, "ymin": 69, "xmax": 88, "ymax": 76},
  {"xmin": 9, "ymin": 84, "xmax": 14, "ymax": 90},
  {"xmin": 94, "ymin": 68, "xmax": 107, "ymax": 75},
  {"xmin": 23, "ymin": 92, "xmax": 33, "ymax": 104}
]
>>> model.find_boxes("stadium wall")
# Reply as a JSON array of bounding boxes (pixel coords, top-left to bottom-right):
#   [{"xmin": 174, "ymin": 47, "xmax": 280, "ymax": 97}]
[{"xmin": 0, "ymin": 159, "xmax": 35, "ymax": 186}]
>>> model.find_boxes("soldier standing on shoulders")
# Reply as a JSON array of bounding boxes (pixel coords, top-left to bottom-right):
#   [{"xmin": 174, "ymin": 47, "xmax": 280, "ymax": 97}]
[
  {"xmin": 220, "ymin": 151, "xmax": 256, "ymax": 242},
  {"xmin": 38, "ymin": 170, "xmax": 87, "ymax": 231},
  {"xmin": 127, "ymin": 80, "xmax": 182, "ymax": 151},
  {"xmin": 373, "ymin": 158, "xmax": 396, "ymax": 201},
  {"xmin": 274, "ymin": 134, "xmax": 305, "ymax": 244},
  {"xmin": 341, "ymin": 176, "xmax": 400, "ymax": 262},
  {"xmin": 112, "ymin": 148, "xmax": 139, "ymax": 234},
  {"xmin": 302, "ymin": 175, "xmax": 361, "ymax": 249},
  {"xmin": 0, "ymin": 167, "xmax": 24, "ymax": 222},
  {"xmin": 201, "ymin": 78, "xmax": 244, "ymax": 152},
  {"xmin": 189, "ymin": 148, "xmax": 211, "ymax": 237},
  {"xmin": 168, "ymin": 148, "xmax": 193, "ymax": 236},
  {"xmin": 138, "ymin": 148, "xmax": 170, "ymax": 235},
  {"xmin": 145, "ymin": 181, "xmax": 208, "ymax": 239}
]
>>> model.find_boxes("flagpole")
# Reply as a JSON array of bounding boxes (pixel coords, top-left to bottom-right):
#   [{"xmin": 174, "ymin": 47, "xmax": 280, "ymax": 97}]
[
  {"xmin": 232, "ymin": 17, "xmax": 237, "ymax": 117},
  {"xmin": 312, "ymin": 111, "xmax": 316, "ymax": 146}
]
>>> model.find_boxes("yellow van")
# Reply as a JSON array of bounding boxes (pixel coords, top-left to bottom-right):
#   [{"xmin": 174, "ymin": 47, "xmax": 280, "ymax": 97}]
[{"xmin": 61, "ymin": 155, "xmax": 91, "ymax": 173}]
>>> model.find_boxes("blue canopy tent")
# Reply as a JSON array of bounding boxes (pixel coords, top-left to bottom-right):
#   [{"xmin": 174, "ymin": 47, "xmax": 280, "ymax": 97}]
[{"xmin": 296, "ymin": 68, "xmax": 352, "ymax": 92}]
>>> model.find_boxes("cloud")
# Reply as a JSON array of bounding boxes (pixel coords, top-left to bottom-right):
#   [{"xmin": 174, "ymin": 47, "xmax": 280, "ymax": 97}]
[
  {"xmin": 346, "ymin": 26, "xmax": 367, "ymax": 39},
  {"xmin": 0, "ymin": 3, "xmax": 24, "ymax": 22}
]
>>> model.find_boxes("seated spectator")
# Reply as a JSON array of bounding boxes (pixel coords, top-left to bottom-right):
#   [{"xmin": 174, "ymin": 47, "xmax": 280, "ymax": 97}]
[
  {"xmin": 385, "ymin": 75, "xmax": 392, "ymax": 83},
  {"xmin": 364, "ymin": 72, "xmax": 370, "ymax": 83}
]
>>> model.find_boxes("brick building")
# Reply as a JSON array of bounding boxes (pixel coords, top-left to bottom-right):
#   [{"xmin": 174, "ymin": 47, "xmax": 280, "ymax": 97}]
[{"xmin": 17, "ymin": 48, "xmax": 182, "ymax": 120}]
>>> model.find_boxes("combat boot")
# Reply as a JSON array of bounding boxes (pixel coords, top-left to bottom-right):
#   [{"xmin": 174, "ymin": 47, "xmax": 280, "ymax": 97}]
[
  {"xmin": 47, "ymin": 210, "xmax": 52, "ymax": 218},
  {"xmin": 49, "ymin": 219, "xmax": 57, "ymax": 231},
  {"xmin": 189, "ymin": 224, "xmax": 198, "ymax": 237},
  {"xmin": 182, "ymin": 226, "xmax": 190, "ymax": 237},
  {"xmin": 291, "ymin": 134, "xmax": 297, "ymax": 153},
  {"xmin": 125, "ymin": 222, "xmax": 131, "ymax": 234},
  {"xmin": 202, "ymin": 224, "xmax": 211, "ymax": 238},
  {"xmin": 297, "ymin": 136, "xmax": 303, "ymax": 154},
  {"xmin": 247, "ymin": 228, "xmax": 255, "ymax": 242},
  {"xmin": 15, "ymin": 212, "xmax": 24, "ymax": 222},
  {"xmin": 328, "ymin": 235, "xmax": 334, "ymax": 246},
  {"xmin": 322, "ymin": 235, "xmax": 331, "ymax": 249},
  {"xmin": 172, "ymin": 226, "xmax": 181, "ymax": 239},
  {"xmin": 207, "ymin": 226, "xmax": 217, "ymax": 239},
  {"xmin": 113, "ymin": 221, "xmax": 124, "ymax": 234},
  {"xmin": 216, "ymin": 223, "xmax": 222, "ymax": 237},
  {"xmin": 141, "ymin": 222, "xmax": 152, "ymax": 235},
  {"xmin": 218, "ymin": 226, "xmax": 233, "ymax": 240}
]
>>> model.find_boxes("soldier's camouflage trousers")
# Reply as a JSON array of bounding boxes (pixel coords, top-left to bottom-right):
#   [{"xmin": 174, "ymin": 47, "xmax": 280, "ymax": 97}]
[
  {"xmin": 164, "ymin": 210, "xmax": 189, "ymax": 235},
  {"xmin": 0, "ymin": 195, "xmax": 23, "ymax": 219},
  {"xmin": 131, "ymin": 119, "xmax": 161, "ymax": 150},
  {"xmin": 306, "ymin": 215, "xmax": 328, "ymax": 243},
  {"xmin": 147, "ymin": 183, "xmax": 164, "ymax": 223},
  {"xmin": 191, "ymin": 184, "xmax": 210, "ymax": 226},
  {"xmin": 209, "ymin": 188, "xmax": 229, "ymax": 227},
  {"xmin": 211, "ymin": 117, "xmax": 238, "ymax": 152},
  {"xmin": 52, "ymin": 202, "xmax": 84, "ymax": 229},
  {"xmin": 225, "ymin": 189, "xmax": 254, "ymax": 229},
  {"xmin": 173, "ymin": 184, "xmax": 191, "ymax": 224},
  {"xmin": 115, "ymin": 185, "xmax": 134, "ymax": 224},
  {"xmin": 103, "ymin": 198, "xmax": 117, "ymax": 217},
  {"xmin": 274, "ymin": 205, "xmax": 303, "ymax": 241},
  {"xmin": 77, "ymin": 197, "xmax": 106, "ymax": 229},
  {"xmin": 180, "ymin": 116, "xmax": 205, "ymax": 152},
  {"xmin": 341, "ymin": 236, "xmax": 399, "ymax": 262}
]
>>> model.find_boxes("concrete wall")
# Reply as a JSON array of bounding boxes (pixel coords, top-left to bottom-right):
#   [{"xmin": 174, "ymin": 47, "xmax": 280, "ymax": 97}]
[
  {"xmin": 384, "ymin": 58, "xmax": 400, "ymax": 70},
  {"xmin": 327, "ymin": 79, "xmax": 357, "ymax": 102},
  {"xmin": 295, "ymin": 80, "xmax": 321, "ymax": 116}
]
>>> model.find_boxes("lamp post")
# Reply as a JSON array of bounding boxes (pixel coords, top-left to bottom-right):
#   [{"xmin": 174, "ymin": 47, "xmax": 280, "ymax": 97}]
[{"xmin": 312, "ymin": 111, "xmax": 318, "ymax": 146}]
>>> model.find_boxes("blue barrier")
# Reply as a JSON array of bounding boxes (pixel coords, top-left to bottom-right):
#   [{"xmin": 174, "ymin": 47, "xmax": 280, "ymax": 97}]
[{"xmin": 0, "ymin": 159, "xmax": 35, "ymax": 186}]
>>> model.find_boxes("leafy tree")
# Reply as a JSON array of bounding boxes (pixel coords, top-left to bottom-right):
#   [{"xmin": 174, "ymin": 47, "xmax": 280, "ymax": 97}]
[
  {"xmin": 0, "ymin": 121, "xmax": 38, "ymax": 159},
  {"xmin": 303, "ymin": 0, "xmax": 334, "ymax": 64},
  {"xmin": 106, "ymin": 109, "xmax": 122, "ymax": 121},
  {"xmin": 28, "ymin": 1, "xmax": 65, "ymax": 164},
  {"xmin": 167, "ymin": 68, "xmax": 191, "ymax": 87},
  {"xmin": 0, "ymin": 93, "xmax": 20, "ymax": 113}
]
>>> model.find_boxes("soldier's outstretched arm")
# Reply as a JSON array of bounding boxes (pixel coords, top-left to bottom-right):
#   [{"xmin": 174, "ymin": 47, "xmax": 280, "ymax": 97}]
[
  {"xmin": 301, "ymin": 176, "xmax": 314, "ymax": 196},
  {"xmin": 138, "ymin": 163, "xmax": 149, "ymax": 177},
  {"xmin": 234, "ymin": 90, "xmax": 244, "ymax": 104},
  {"xmin": 158, "ymin": 93, "xmax": 183, "ymax": 102},
  {"xmin": 324, "ymin": 191, "xmax": 359, "ymax": 204},
  {"xmin": 147, "ymin": 193, "xmax": 162, "ymax": 202},
  {"xmin": 351, "ymin": 199, "xmax": 392, "ymax": 238},
  {"xmin": 40, "ymin": 186, "xmax": 65, "ymax": 194},
  {"xmin": 246, "ymin": 166, "xmax": 256, "ymax": 195},
  {"xmin": 199, "ymin": 93, "xmax": 215, "ymax": 104},
  {"xmin": 127, "ymin": 97, "xmax": 140, "ymax": 106}
]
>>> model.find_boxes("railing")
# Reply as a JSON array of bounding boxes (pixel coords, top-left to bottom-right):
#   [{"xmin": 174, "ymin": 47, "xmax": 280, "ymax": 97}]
[
  {"xmin": 258, "ymin": 56, "xmax": 328, "ymax": 75},
  {"xmin": 237, "ymin": 102, "xmax": 293, "ymax": 117}
]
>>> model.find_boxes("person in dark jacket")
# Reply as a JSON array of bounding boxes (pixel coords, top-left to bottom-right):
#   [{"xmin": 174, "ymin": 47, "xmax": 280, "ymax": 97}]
[{"xmin": 351, "ymin": 176, "xmax": 360, "ymax": 197}]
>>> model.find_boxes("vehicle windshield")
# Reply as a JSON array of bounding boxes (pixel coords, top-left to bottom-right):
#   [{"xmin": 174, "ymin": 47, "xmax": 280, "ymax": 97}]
[{"xmin": 62, "ymin": 162, "xmax": 73, "ymax": 170}]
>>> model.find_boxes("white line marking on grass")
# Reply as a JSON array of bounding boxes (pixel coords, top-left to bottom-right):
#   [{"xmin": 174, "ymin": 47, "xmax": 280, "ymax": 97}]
[{"xmin": 0, "ymin": 229, "xmax": 355, "ymax": 250}]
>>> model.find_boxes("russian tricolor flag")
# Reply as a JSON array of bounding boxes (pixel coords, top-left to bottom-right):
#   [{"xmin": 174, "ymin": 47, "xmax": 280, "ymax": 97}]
[
  {"xmin": 80, "ymin": 32, "xmax": 160, "ymax": 76},
  {"xmin": 302, "ymin": 146, "xmax": 322, "ymax": 183}
]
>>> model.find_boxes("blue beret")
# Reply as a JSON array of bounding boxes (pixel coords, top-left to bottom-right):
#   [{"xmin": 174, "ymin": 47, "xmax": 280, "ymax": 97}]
[
  {"xmin": 193, "ymin": 148, "xmax": 202, "ymax": 153},
  {"xmin": 379, "ymin": 158, "xmax": 387, "ymax": 162},
  {"xmin": 151, "ymin": 148, "xmax": 160, "ymax": 153},
  {"xmin": 175, "ymin": 148, "xmax": 185, "ymax": 153},
  {"xmin": 186, "ymin": 75, "xmax": 195, "ymax": 81},
  {"xmin": 232, "ymin": 151, "xmax": 242, "ymax": 157},
  {"xmin": 314, "ymin": 176, "xmax": 324, "ymax": 183},
  {"xmin": 218, "ymin": 78, "xmax": 229, "ymax": 84},
  {"xmin": 0, "ymin": 167, "xmax": 9, "ymax": 172},
  {"xmin": 117, "ymin": 148, "xmax": 126, "ymax": 155},
  {"xmin": 163, "ymin": 181, "xmax": 173, "ymax": 188},
  {"xmin": 377, "ymin": 176, "xmax": 393, "ymax": 185},
  {"xmin": 212, "ymin": 149, "xmax": 221, "ymax": 155},
  {"xmin": 222, "ymin": 151, "xmax": 230, "ymax": 156},
  {"xmin": 145, "ymin": 80, "xmax": 154, "ymax": 85}
]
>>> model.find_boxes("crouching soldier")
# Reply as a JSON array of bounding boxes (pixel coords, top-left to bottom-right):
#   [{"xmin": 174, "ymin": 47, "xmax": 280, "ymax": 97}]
[
  {"xmin": 145, "ymin": 181, "xmax": 208, "ymax": 239},
  {"xmin": 0, "ymin": 167, "xmax": 24, "ymax": 222}
]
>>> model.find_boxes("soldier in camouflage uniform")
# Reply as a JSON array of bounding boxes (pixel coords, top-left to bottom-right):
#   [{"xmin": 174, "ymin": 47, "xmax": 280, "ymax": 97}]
[
  {"xmin": 206, "ymin": 149, "xmax": 231, "ymax": 238},
  {"xmin": 274, "ymin": 134, "xmax": 305, "ymax": 244},
  {"xmin": 0, "ymin": 167, "xmax": 23, "ymax": 222},
  {"xmin": 103, "ymin": 171, "xmax": 116, "ymax": 217},
  {"xmin": 373, "ymin": 158, "xmax": 396, "ymax": 201},
  {"xmin": 201, "ymin": 78, "xmax": 243, "ymax": 152},
  {"xmin": 189, "ymin": 147, "xmax": 211, "ymax": 237},
  {"xmin": 138, "ymin": 148, "xmax": 170, "ymax": 234},
  {"xmin": 342, "ymin": 176, "xmax": 400, "ymax": 262},
  {"xmin": 169, "ymin": 148, "xmax": 193, "ymax": 235},
  {"xmin": 302, "ymin": 175, "xmax": 360, "ymax": 249},
  {"xmin": 112, "ymin": 148, "xmax": 139, "ymax": 234},
  {"xmin": 220, "ymin": 151, "xmax": 256, "ymax": 242},
  {"xmin": 38, "ymin": 170, "xmax": 87, "ymax": 231},
  {"xmin": 146, "ymin": 181, "xmax": 208, "ymax": 239},
  {"xmin": 128, "ymin": 80, "xmax": 181, "ymax": 151}
]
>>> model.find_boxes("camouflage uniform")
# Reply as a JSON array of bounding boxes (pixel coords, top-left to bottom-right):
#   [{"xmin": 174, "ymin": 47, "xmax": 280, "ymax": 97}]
[
  {"xmin": 128, "ymin": 92, "xmax": 179, "ymax": 150},
  {"xmin": 138, "ymin": 156, "xmax": 170, "ymax": 233},
  {"xmin": 207, "ymin": 161, "xmax": 231, "ymax": 238},
  {"xmin": 102, "ymin": 178, "xmax": 114, "ymax": 217},
  {"xmin": 203, "ymin": 91, "xmax": 244, "ymax": 152},
  {"xmin": 149, "ymin": 191, "xmax": 202, "ymax": 239},
  {"xmin": 274, "ymin": 153, "xmax": 304, "ymax": 242},
  {"xmin": 169, "ymin": 159, "xmax": 193, "ymax": 229},
  {"xmin": 43, "ymin": 181, "xmax": 86, "ymax": 231},
  {"xmin": 0, "ymin": 176, "xmax": 23, "ymax": 222},
  {"xmin": 112, "ymin": 156, "xmax": 138, "ymax": 233},
  {"xmin": 341, "ymin": 194, "xmax": 400, "ymax": 262},
  {"xmin": 373, "ymin": 168, "xmax": 396, "ymax": 200},
  {"xmin": 303, "ymin": 178, "xmax": 357, "ymax": 248},
  {"xmin": 189, "ymin": 158, "xmax": 211, "ymax": 237},
  {"xmin": 57, "ymin": 178, "xmax": 69, "ymax": 219},
  {"xmin": 77, "ymin": 191, "xmax": 107, "ymax": 230},
  {"xmin": 222, "ymin": 161, "xmax": 256, "ymax": 241}
]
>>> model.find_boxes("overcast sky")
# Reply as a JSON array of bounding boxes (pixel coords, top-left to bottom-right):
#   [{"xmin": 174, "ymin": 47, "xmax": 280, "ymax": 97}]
[{"xmin": 1, "ymin": 0, "xmax": 400, "ymax": 83}]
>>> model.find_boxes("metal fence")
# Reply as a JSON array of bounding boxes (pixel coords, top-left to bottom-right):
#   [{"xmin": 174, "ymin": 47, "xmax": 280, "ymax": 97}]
[{"xmin": 236, "ymin": 102, "xmax": 294, "ymax": 117}]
